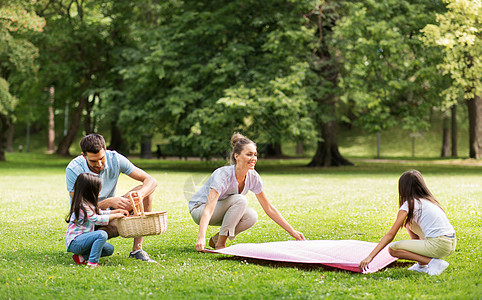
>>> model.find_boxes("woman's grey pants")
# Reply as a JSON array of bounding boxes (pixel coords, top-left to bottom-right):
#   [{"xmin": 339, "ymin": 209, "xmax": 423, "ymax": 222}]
[{"xmin": 190, "ymin": 194, "xmax": 258, "ymax": 239}]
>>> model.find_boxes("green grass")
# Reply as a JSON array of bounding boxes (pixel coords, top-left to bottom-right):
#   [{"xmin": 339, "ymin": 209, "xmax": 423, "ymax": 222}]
[{"xmin": 0, "ymin": 153, "xmax": 481, "ymax": 299}]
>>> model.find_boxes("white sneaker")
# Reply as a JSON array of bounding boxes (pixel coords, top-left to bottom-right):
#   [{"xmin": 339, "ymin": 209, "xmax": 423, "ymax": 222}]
[
  {"xmin": 407, "ymin": 263, "xmax": 428, "ymax": 273},
  {"xmin": 427, "ymin": 259, "xmax": 449, "ymax": 276}
]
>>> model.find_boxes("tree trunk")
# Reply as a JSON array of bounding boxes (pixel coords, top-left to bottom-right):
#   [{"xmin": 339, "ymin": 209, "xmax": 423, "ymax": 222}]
[
  {"xmin": 0, "ymin": 113, "xmax": 9, "ymax": 161},
  {"xmin": 451, "ymin": 105, "xmax": 458, "ymax": 157},
  {"xmin": 140, "ymin": 134, "xmax": 152, "ymax": 159},
  {"xmin": 264, "ymin": 143, "xmax": 283, "ymax": 157},
  {"xmin": 467, "ymin": 95, "xmax": 482, "ymax": 159},
  {"xmin": 7, "ymin": 121, "xmax": 14, "ymax": 152},
  {"xmin": 108, "ymin": 121, "xmax": 129, "ymax": 155},
  {"xmin": 46, "ymin": 86, "xmax": 55, "ymax": 154},
  {"xmin": 56, "ymin": 96, "xmax": 87, "ymax": 156},
  {"xmin": 441, "ymin": 113, "xmax": 450, "ymax": 157},
  {"xmin": 308, "ymin": 120, "xmax": 353, "ymax": 167},
  {"xmin": 296, "ymin": 142, "xmax": 304, "ymax": 155}
]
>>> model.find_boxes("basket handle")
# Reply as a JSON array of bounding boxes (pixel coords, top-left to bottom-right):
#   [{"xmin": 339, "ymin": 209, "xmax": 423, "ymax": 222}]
[{"xmin": 128, "ymin": 192, "xmax": 144, "ymax": 216}]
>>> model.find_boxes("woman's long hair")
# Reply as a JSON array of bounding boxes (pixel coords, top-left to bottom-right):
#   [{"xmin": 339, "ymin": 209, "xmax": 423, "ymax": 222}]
[
  {"xmin": 65, "ymin": 173, "xmax": 101, "ymax": 224},
  {"xmin": 398, "ymin": 170, "xmax": 443, "ymax": 225}
]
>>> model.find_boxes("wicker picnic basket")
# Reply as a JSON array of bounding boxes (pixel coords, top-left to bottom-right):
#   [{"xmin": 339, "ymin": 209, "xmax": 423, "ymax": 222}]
[{"xmin": 117, "ymin": 193, "xmax": 168, "ymax": 238}]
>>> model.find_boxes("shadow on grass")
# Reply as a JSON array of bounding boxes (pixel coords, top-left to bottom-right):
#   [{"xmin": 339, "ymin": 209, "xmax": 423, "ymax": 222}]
[{"xmin": 209, "ymin": 255, "xmax": 412, "ymax": 274}]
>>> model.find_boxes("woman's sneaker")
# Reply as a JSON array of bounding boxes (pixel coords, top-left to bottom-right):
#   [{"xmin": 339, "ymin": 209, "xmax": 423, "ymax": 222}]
[
  {"xmin": 72, "ymin": 254, "xmax": 85, "ymax": 265},
  {"xmin": 427, "ymin": 259, "xmax": 449, "ymax": 276},
  {"xmin": 407, "ymin": 263, "xmax": 428, "ymax": 273}
]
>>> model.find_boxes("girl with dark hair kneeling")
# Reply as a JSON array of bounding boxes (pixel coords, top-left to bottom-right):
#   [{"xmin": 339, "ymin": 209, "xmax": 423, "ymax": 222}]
[{"xmin": 359, "ymin": 170, "xmax": 456, "ymax": 275}]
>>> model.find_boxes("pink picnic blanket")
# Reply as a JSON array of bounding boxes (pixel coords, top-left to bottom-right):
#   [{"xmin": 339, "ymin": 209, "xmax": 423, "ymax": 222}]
[{"xmin": 205, "ymin": 240, "xmax": 397, "ymax": 273}]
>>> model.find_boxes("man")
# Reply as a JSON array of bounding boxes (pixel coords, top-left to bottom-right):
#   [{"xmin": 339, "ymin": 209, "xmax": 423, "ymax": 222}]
[{"xmin": 66, "ymin": 133, "xmax": 158, "ymax": 262}]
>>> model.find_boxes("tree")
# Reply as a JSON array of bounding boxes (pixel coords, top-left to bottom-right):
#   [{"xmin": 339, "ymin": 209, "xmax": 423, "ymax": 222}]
[
  {"xmin": 0, "ymin": 0, "xmax": 45, "ymax": 161},
  {"xmin": 306, "ymin": 1, "xmax": 353, "ymax": 166},
  {"xmin": 333, "ymin": 0, "xmax": 448, "ymax": 158},
  {"xmin": 108, "ymin": 0, "xmax": 319, "ymax": 159},
  {"xmin": 422, "ymin": 0, "xmax": 482, "ymax": 158},
  {"xmin": 34, "ymin": 0, "xmax": 113, "ymax": 156}
]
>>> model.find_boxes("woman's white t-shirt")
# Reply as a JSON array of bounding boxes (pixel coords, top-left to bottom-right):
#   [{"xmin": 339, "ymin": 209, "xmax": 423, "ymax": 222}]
[
  {"xmin": 399, "ymin": 198, "xmax": 455, "ymax": 238},
  {"xmin": 188, "ymin": 165, "xmax": 263, "ymax": 211}
]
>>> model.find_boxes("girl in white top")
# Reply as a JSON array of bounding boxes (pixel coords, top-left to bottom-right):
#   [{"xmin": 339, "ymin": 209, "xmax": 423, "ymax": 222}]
[
  {"xmin": 191, "ymin": 133, "xmax": 305, "ymax": 251},
  {"xmin": 359, "ymin": 170, "xmax": 456, "ymax": 276}
]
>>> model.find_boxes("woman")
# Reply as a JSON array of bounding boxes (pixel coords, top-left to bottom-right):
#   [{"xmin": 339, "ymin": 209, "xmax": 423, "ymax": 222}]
[{"xmin": 189, "ymin": 133, "xmax": 305, "ymax": 251}]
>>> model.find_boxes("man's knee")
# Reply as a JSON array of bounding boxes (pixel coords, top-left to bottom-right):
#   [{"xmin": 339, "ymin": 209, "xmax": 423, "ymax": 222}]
[{"xmin": 97, "ymin": 223, "xmax": 119, "ymax": 239}]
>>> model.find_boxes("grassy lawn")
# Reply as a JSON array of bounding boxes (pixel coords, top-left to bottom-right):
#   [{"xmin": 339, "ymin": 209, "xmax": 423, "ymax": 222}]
[{"xmin": 0, "ymin": 153, "xmax": 480, "ymax": 299}]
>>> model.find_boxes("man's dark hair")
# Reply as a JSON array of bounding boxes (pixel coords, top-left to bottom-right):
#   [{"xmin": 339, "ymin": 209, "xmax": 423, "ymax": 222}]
[{"xmin": 80, "ymin": 134, "xmax": 106, "ymax": 153}]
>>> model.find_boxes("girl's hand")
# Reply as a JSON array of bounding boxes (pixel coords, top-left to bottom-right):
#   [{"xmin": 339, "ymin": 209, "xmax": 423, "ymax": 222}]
[
  {"xmin": 359, "ymin": 256, "xmax": 373, "ymax": 272},
  {"xmin": 290, "ymin": 230, "xmax": 306, "ymax": 241},
  {"xmin": 195, "ymin": 238, "xmax": 206, "ymax": 252},
  {"xmin": 111, "ymin": 209, "xmax": 129, "ymax": 216}
]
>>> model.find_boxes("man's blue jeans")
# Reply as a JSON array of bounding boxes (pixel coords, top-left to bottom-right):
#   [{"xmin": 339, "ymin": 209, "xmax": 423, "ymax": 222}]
[{"xmin": 67, "ymin": 230, "xmax": 114, "ymax": 264}]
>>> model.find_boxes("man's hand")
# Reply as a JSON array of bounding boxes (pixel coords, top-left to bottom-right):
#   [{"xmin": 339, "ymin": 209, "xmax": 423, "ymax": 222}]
[{"xmin": 99, "ymin": 196, "xmax": 133, "ymax": 211}]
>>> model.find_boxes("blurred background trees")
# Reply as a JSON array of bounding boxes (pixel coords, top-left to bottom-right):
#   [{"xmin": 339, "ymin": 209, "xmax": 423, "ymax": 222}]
[{"xmin": 1, "ymin": 0, "xmax": 480, "ymax": 162}]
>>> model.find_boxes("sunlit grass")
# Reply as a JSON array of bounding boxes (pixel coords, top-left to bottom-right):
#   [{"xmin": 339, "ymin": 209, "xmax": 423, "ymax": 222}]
[{"xmin": 0, "ymin": 153, "xmax": 480, "ymax": 299}]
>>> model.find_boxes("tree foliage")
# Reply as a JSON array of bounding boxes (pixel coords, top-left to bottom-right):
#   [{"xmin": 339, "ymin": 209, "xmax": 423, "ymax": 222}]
[
  {"xmin": 334, "ymin": 0, "xmax": 447, "ymax": 135},
  {"xmin": 422, "ymin": 0, "xmax": 481, "ymax": 103},
  {"xmin": 422, "ymin": 0, "xmax": 482, "ymax": 158},
  {"xmin": 0, "ymin": 0, "xmax": 45, "ymax": 160},
  {"xmin": 108, "ymin": 0, "xmax": 319, "ymax": 158}
]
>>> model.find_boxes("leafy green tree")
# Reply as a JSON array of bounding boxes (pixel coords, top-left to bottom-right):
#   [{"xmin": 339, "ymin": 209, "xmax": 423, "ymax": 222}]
[
  {"xmin": 109, "ymin": 0, "xmax": 320, "ymax": 159},
  {"xmin": 0, "ymin": 0, "xmax": 45, "ymax": 161},
  {"xmin": 422, "ymin": 0, "xmax": 482, "ymax": 158},
  {"xmin": 304, "ymin": 1, "xmax": 354, "ymax": 166},
  {"xmin": 33, "ymin": 0, "xmax": 113, "ymax": 155},
  {"xmin": 333, "ymin": 0, "xmax": 448, "ymax": 157}
]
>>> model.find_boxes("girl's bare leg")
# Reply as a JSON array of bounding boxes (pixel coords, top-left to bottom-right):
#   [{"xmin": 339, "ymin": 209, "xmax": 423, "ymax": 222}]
[{"xmin": 388, "ymin": 248, "xmax": 431, "ymax": 265}]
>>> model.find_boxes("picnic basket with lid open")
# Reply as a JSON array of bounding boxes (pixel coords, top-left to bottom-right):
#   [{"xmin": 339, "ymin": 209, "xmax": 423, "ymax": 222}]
[{"xmin": 117, "ymin": 193, "xmax": 168, "ymax": 238}]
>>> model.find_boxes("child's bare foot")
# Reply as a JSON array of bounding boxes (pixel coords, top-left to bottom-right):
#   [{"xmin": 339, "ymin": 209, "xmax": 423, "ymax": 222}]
[{"xmin": 209, "ymin": 233, "xmax": 219, "ymax": 248}]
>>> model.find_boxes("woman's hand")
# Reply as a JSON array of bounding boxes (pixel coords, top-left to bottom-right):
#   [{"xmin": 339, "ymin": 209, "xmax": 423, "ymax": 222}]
[
  {"xmin": 195, "ymin": 237, "xmax": 206, "ymax": 252},
  {"xmin": 359, "ymin": 256, "xmax": 373, "ymax": 272},
  {"xmin": 290, "ymin": 230, "xmax": 306, "ymax": 241}
]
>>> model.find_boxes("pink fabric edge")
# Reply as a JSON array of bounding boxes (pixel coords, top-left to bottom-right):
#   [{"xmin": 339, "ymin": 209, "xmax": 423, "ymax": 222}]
[{"xmin": 204, "ymin": 240, "xmax": 398, "ymax": 274}]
